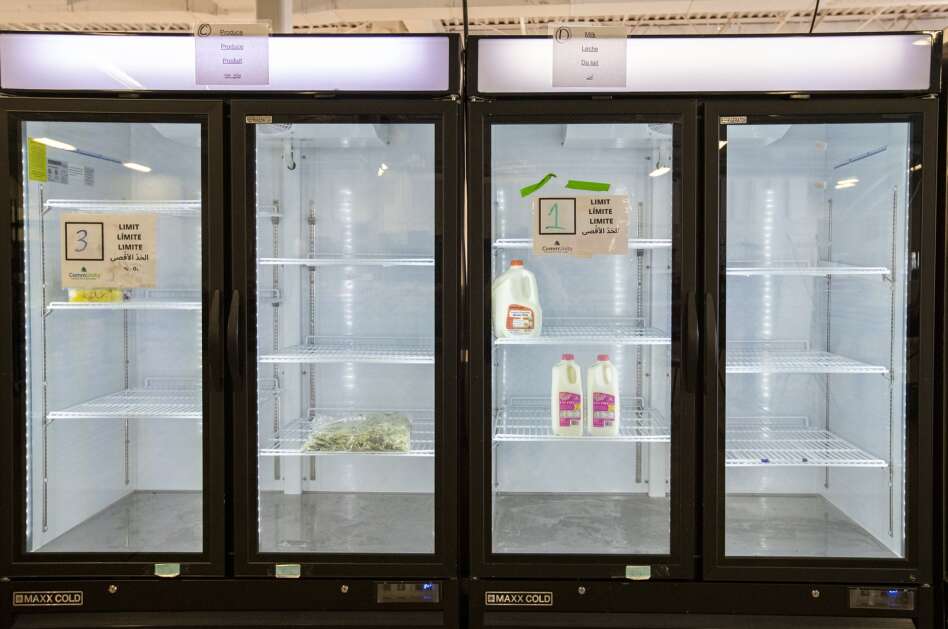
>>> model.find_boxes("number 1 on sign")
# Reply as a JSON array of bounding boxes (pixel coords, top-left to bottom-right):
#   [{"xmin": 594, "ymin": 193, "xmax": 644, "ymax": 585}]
[{"xmin": 546, "ymin": 202, "xmax": 565, "ymax": 231}]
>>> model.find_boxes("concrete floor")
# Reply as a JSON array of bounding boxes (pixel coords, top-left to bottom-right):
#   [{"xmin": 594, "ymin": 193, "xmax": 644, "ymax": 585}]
[{"xmin": 34, "ymin": 491, "xmax": 897, "ymax": 559}]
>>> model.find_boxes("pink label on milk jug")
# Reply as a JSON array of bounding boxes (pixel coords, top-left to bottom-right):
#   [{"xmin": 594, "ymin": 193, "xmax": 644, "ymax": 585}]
[
  {"xmin": 592, "ymin": 392, "xmax": 616, "ymax": 428},
  {"xmin": 558, "ymin": 392, "xmax": 582, "ymax": 427}
]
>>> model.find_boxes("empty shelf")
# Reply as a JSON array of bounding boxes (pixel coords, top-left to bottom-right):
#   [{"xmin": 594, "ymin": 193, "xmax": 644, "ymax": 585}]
[
  {"xmin": 727, "ymin": 260, "xmax": 890, "ymax": 276},
  {"xmin": 726, "ymin": 428, "xmax": 886, "ymax": 467},
  {"xmin": 44, "ymin": 199, "xmax": 200, "ymax": 215},
  {"xmin": 494, "ymin": 397, "xmax": 669, "ymax": 443},
  {"xmin": 259, "ymin": 337, "xmax": 434, "ymax": 364},
  {"xmin": 47, "ymin": 388, "xmax": 202, "ymax": 421},
  {"xmin": 258, "ymin": 256, "xmax": 433, "ymax": 267},
  {"xmin": 259, "ymin": 410, "xmax": 434, "ymax": 457},
  {"xmin": 494, "ymin": 238, "xmax": 671, "ymax": 250},
  {"xmin": 495, "ymin": 318, "xmax": 670, "ymax": 346},
  {"xmin": 726, "ymin": 350, "xmax": 888, "ymax": 375},
  {"xmin": 48, "ymin": 300, "xmax": 200, "ymax": 311}
]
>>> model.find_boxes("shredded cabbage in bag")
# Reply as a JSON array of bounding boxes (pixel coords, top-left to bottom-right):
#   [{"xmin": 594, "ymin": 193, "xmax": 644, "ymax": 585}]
[{"xmin": 302, "ymin": 412, "xmax": 411, "ymax": 453}]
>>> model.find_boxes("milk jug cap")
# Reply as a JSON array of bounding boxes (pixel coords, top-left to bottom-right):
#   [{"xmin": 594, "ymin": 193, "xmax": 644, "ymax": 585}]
[
  {"xmin": 597, "ymin": 354, "xmax": 610, "ymax": 362},
  {"xmin": 510, "ymin": 259, "xmax": 524, "ymax": 267},
  {"xmin": 561, "ymin": 353, "xmax": 575, "ymax": 361}
]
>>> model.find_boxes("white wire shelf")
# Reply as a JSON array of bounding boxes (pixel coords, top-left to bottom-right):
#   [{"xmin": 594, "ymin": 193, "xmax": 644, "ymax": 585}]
[
  {"xmin": 726, "ymin": 426, "xmax": 886, "ymax": 468},
  {"xmin": 47, "ymin": 388, "xmax": 202, "ymax": 422},
  {"xmin": 493, "ymin": 238, "xmax": 671, "ymax": 250},
  {"xmin": 259, "ymin": 409, "xmax": 434, "ymax": 457},
  {"xmin": 493, "ymin": 397, "xmax": 669, "ymax": 443},
  {"xmin": 258, "ymin": 256, "xmax": 434, "ymax": 267},
  {"xmin": 43, "ymin": 199, "xmax": 200, "ymax": 215},
  {"xmin": 726, "ymin": 349, "xmax": 888, "ymax": 375},
  {"xmin": 495, "ymin": 317, "xmax": 670, "ymax": 346},
  {"xmin": 259, "ymin": 337, "xmax": 434, "ymax": 365},
  {"xmin": 48, "ymin": 300, "xmax": 200, "ymax": 311},
  {"xmin": 726, "ymin": 260, "xmax": 890, "ymax": 277}
]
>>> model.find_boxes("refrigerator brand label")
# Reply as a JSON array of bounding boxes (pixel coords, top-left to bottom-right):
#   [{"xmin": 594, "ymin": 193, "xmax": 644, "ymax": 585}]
[
  {"xmin": 485, "ymin": 591, "xmax": 553, "ymax": 607},
  {"xmin": 60, "ymin": 212, "xmax": 157, "ymax": 289},
  {"xmin": 13, "ymin": 591, "xmax": 84, "ymax": 607},
  {"xmin": 195, "ymin": 22, "xmax": 270, "ymax": 86},
  {"xmin": 533, "ymin": 195, "xmax": 629, "ymax": 258},
  {"xmin": 720, "ymin": 116, "xmax": 747, "ymax": 125},
  {"xmin": 552, "ymin": 24, "xmax": 627, "ymax": 88}
]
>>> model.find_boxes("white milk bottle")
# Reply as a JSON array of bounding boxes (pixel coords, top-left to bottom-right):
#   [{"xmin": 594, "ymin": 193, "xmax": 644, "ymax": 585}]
[
  {"xmin": 551, "ymin": 353, "xmax": 583, "ymax": 436},
  {"xmin": 491, "ymin": 259, "xmax": 542, "ymax": 338},
  {"xmin": 586, "ymin": 354, "xmax": 620, "ymax": 436}
]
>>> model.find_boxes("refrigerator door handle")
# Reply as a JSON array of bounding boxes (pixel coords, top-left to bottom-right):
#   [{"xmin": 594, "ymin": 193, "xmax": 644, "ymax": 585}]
[
  {"xmin": 684, "ymin": 290, "xmax": 699, "ymax": 393},
  {"xmin": 704, "ymin": 291, "xmax": 718, "ymax": 375},
  {"xmin": 226, "ymin": 289, "xmax": 241, "ymax": 385},
  {"xmin": 208, "ymin": 288, "xmax": 222, "ymax": 390}
]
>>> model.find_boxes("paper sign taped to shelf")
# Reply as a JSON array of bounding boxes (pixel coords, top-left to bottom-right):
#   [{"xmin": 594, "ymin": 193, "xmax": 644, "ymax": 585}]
[
  {"xmin": 27, "ymin": 138, "xmax": 47, "ymax": 182},
  {"xmin": 60, "ymin": 212, "xmax": 157, "ymax": 288},
  {"xmin": 194, "ymin": 22, "xmax": 270, "ymax": 86},
  {"xmin": 552, "ymin": 24, "xmax": 628, "ymax": 88},
  {"xmin": 533, "ymin": 195, "xmax": 629, "ymax": 257}
]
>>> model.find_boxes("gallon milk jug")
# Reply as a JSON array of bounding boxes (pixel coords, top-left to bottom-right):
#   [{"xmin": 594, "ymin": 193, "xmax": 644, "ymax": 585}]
[
  {"xmin": 586, "ymin": 354, "xmax": 620, "ymax": 436},
  {"xmin": 551, "ymin": 353, "xmax": 583, "ymax": 436},
  {"xmin": 492, "ymin": 259, "xmax": 542, "ymax": 338}
]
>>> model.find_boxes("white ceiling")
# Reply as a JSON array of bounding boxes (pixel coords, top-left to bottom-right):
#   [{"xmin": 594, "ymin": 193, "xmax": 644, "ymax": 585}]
[{"xmin": 0, "ymin": 0, "xmax": 946, "ymax": 34}]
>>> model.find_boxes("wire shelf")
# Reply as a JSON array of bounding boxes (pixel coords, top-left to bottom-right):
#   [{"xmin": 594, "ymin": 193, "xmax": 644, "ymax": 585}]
[
  {"xmin": 258, "ymin": 256, "xmax": 434, "ymax": 267},
  {"xmin": 48, "ymin": 300, "xmax": 200, "ymax": 311},
  {"xmin": 43, "ymin": 199, "xmax": 200, "ymax": 215},
  {"xmin": 47, "ymin": 388, "xmax": 202, "ymax": 422},
  {"xmin": 493, "ymin": 397, "xmax": 669, "ymax": 443},
  {"xmin": 259, "ymin": 337, "xmax": 434, "ymax": 365},
  {"xmin": 726, "ymin": 260, "xmax": 890, "ymax": 277},
  {"xmin": 495, "ymin": 317, "xmax": 670, "ymax": 346},
  {"xmin": 726, "ymin": 349, "xmax": 888, "ymax": 375},
  {"xmin": 726, "ymin": 427, "xmax": 886, "ymax": 467},
  {"xmin": 259, "ymin": 409, "xmax": 434, "ymax": 457},
  {"xmin": 493, "ymin": 238, "xmax": 671, "ymax": 250}
]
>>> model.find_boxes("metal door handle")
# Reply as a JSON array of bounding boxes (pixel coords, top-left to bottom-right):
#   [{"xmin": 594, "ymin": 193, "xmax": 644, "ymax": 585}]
[
  {"xmin": 208, "ymin": 289, "xmax": 222, "ymax": 390},
  {"xmin": 684, "ymin": 291, "xmax": 699, "ymax": 393},
  {"xmin": 226, "ymin": 289, "xmax": 240, "ymax": 385},
  {"xmin": 705, "ymin": 292, "xmax": 718, "ymax": 374}
]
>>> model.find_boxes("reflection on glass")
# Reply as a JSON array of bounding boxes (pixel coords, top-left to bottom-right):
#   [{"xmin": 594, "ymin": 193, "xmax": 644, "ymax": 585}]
[
  {"xmin": 23, "ymin": 121, "xmax": 204, "ymax": 553},
  {"xmin": 722, "ymin": 122, "xmax": 912, "ymax": 558},
  {"xmin": 490, "ymin": 123, "xmax": 675, "ymax": 555},
  {"xmin": 254, "ymin": 123, "xmax": 436, "ymax": 554}
]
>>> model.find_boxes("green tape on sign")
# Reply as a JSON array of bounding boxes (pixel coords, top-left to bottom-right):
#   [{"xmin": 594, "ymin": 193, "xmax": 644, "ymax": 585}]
[
  {"xmin": 565, "ymin": 179, "xmax": 611, "ymax": 192},
  {"xmin": 520, "ymin": 173, "xmax": 557, "ymax": 198}
]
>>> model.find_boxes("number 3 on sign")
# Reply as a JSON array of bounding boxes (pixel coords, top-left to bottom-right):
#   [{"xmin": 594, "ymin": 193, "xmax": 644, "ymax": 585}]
[{"xmin": 64, "ymin": 221, "xmax": 104, "ymax": 261}]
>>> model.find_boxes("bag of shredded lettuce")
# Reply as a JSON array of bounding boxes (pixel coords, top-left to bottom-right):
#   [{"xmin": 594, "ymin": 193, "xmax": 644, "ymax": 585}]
[{"xmin": 302, "ymin": 412, "xmax": 410, "ymax": 453}]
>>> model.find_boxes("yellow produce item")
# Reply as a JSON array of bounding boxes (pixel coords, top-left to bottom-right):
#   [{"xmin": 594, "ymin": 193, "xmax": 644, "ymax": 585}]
[{"xmin": 68, "ymin": 289, "xmax": 123, "ymax": 303}]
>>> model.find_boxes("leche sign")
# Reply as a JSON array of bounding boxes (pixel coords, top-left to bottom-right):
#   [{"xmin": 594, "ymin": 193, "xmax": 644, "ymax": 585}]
[
  {"xmin": 194, "ymin": 22, "xmax": 270, "ymax": 86},
  {"xmin": 552, "ymin": 24, "xmax": 627, "ymax": 88},
  {"xmin": 60, "ymin": 213, "xmax": 157, "ymax": 288},
  {"xmin": 533, "ymin": 195, "xmax": 629, "ymax": 257}
]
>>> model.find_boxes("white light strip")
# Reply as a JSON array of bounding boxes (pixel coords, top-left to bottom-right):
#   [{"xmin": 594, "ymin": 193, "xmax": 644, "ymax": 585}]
[
  {"xmin": 32, "ymin": 137, "xmax": 76, "ymax": 151},
  {"xmin": 122, "ymin": 162, "xmax": 152, "ymax": 173},
  {"xmin": 477, "ymin": 34, "xmax": 934, "ymax": 93},
  {"xmin": 0, "ymin": 34, "xmax": 451, "ymax": 92}
]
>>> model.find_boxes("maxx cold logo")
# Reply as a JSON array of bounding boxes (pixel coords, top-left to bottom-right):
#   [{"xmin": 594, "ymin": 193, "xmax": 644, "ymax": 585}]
[
  {"xmin": 484, "ymin": 591, "xmax": 554, "ymax": 607},
  {"xmin": 13, "ymin": 591, "xmax": 84, "ymax": 607}
]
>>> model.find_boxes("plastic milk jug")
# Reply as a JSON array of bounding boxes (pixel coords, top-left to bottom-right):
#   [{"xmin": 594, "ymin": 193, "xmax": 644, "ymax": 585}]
[
  {"xmin": 551, "ymin": 353, "xmax": 583, "ymax": 436},
  {"xmin": 586, "ymin": 354, "xmax": 620, "ymax": 436},
  {"xmin": 491, "ymin": 259, "xmax": 542, "ymax": 338}
]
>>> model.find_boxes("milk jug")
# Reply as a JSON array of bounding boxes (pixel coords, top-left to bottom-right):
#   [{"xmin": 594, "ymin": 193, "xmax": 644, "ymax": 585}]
[
  {"xmin": 492, "ymin": 259, "xmax": 542, "ymax": 338},
  {"xmin": 551, "ymin": 353, "xmax": 583, "ymax": 436},
  {"xmin": 586, "ymin": 354, "xmax": 620, "ymax": 436}
]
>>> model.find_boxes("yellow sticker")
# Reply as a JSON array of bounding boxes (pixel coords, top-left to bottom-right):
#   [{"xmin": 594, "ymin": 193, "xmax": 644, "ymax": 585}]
[{"xmin": 27, "ymin": 138, "xmax": 47, "ymax": 182}]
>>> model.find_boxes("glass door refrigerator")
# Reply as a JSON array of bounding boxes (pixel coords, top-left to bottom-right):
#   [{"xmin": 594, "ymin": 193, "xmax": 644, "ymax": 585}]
[
  {"xmin": 0, "ymin": 31, "xmax": 462, "ymax": 629},
  {"xmin": 466, "ymin": 32, "xmax": 941, "ymax": 629}
]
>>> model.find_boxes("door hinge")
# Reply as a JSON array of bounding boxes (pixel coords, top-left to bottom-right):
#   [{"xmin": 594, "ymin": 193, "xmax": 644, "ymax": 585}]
[
  {"xmin": 275, "ymin": 563, "xmax": 301, "ymax": 579},
  {"xmin": 154, "ymin": 563, "xmax": 180, "ymax": 578},
  {"xmin": 624, "ymin": 565, "xmax": 651, "ymax": 581}
]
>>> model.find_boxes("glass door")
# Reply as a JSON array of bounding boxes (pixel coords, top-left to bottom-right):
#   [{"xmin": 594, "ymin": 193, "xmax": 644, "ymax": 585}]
[
  {"xmin": 232, "ymin": 101, "xmax": 460, "ymax": 577},
  {"xmin": 1, "ymin": 99, "xmax": 226, "ymax": 576},
  {"xmin": 469, "ymin": 101, "xmax": 697, "ymax": 578},
  {"xmin": 704, "ymin": 100, "xmax": 936, "ymax": 583}
]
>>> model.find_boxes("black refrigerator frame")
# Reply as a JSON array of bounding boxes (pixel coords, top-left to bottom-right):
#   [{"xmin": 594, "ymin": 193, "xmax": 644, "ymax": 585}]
[
  {"xmin": 229, "ymin": 98, "xmax": 463, "ymax": 579},
  {"xmin": 0, "ymin": 97, "xmax": 228, "ymax": 579},
  {"xmin": 465, "ymin": 32, "xmax": 942, "ymax": 593}
]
